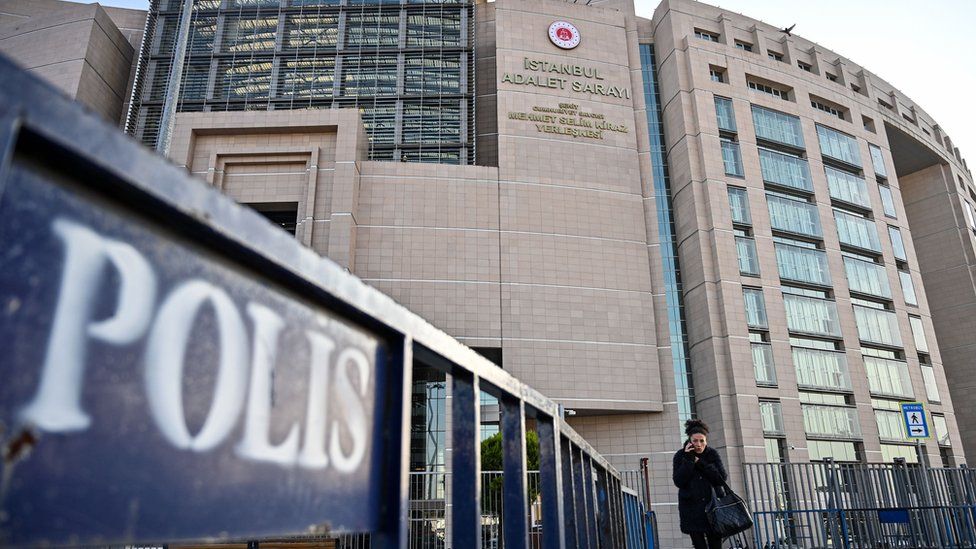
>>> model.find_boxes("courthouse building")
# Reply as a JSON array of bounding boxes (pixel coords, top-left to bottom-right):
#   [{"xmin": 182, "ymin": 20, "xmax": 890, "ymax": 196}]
[{"xmin": 3, "ymin": 0, "xmax": 976, "ymax": 545}]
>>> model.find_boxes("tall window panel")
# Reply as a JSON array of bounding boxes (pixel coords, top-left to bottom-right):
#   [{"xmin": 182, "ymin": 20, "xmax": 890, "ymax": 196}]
[
  {"xmin": 737, "ymin": 236, "xmax": 760, "ymax": 276},
  {"xmin": 760, "ymin": 401, "xmax": 785, "ymax": 436},
  {"xmin": 802, "ymin": 405, "xmax": 861, "ymax": 439},
  {"xmin": 889, "ymin": 226, "xmax": 908, "ymax": 262},
  {"xmin": 834, "ymin": 210, "xmax": 881, "ymax": 252},
  {"xmin": 909, "ymin": 315, "xmax": 929, "ymax": 353},
  {"xmin": 728, "ymin": 186, "xmax": 752, "ymax": 225},
  {"xmin": 853, "ymin": 306, "xmax": 903, "ymax": 347},
  {"xmin": 752, "ymin": 105, "xmax": 805, "ymax": 148},
  {"xmin": 722, "ymin": 138, "xmax": 744, "ymax": 176},
  {"xmin": 817, "ymin": 124, "xmax": 862, "ymax": 167},
  {"xmin": 899, "ymin": 271, "xmax": 918, "ymax": 306},
  {"xmin": 844, "ymin": 256, "xmax": 891, "ymax": 298},
  {"xmin": 753, "ymin": 342, "xmax": 777, "ymax": 385},
  {"xmin": 922, "ymin": 365, "xmax": 941, "ymax": 402},
  {"xmin": 934, "ymin": 414, "xmax": 951, "ymax": 447},
  {"xmin": 744, "ymin": 288, "xmax": 769, "ymax": 329},
  {"xmin": 775, "ymin": 243, "xmax": 831, "ymax": 286},
  {"xmin": 767, "ymin": 194, "xmax": 823, "ymax": 237},
  {"xmin": 869, "ymin": 144, "xmax": 888, "ymax": 178},
  {"xmin": 879, "ymin": 184, "xmax": 897, "ymax": 218},
  {"xmin": 793, "ymin": 347, "xmax": 852, "ymax": 391},
  {"xmin": 864, "ymin": 357, "xmax": 914, "ymax": 399},
  {"xmin": 783, "ymin": 294, "xmax": 842, "ymax": 337},
  {"xmin": 715, "ymin": 96, "xmax": 737, "ymax": 132},
  {"xmin": 759, "ymin": 148, "xmax": 812, "ymax": 191},
  {"xmin": 825, "ymin": 166, "xmax": 871, "ymax": 208}
]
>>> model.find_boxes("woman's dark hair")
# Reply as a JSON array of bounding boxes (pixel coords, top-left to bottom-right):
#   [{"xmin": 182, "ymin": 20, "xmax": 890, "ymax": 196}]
[{"xmin": 684, "ymin": 419, "xmax": 709, "ymax": 437}]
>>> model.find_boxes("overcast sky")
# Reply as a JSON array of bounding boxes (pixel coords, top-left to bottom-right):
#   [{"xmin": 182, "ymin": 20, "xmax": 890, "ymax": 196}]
[{"xmin": 85, "ymin": 0, "xmax": 975, "ymax": 167}]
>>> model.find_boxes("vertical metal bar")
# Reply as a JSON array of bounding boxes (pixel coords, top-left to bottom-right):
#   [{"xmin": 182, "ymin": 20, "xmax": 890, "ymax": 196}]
[
  {"xmin": 594, "ymin": 468, "xmax": 611, "ymax": 547},
  {"xmin": 582, "ymin": 454, "xmax": 598, "ymax": 548},
  {"xmin": 451, "ymin": 372, "xmax": 481, "ymax": 549},
  {"xmin": 572, "ymin": 446, "xmax": 589, "ymax": 549},
  {"xmin": 560, "ymin": 436, "xmax": 578, "ymax": 549},
  {"xmin": 501, "ymin": 396, "xmax": 528, "ymax": 548},
  {"xmin": 537, "ymin": 414, "xmax": 565, "ymax": 549},
  {"xmin": 373, "ymin": 335, "xmax": 413, "ymax": 549}
]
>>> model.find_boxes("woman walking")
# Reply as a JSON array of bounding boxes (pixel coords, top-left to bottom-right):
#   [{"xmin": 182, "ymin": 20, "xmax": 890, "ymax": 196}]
[{"xmin": 673, "ymin": 419, "xmax": 728, "ymax": 549}]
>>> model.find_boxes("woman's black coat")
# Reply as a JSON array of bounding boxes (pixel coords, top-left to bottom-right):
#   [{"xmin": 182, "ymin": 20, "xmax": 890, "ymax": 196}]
[{"xmin": 672, "ymin": 445, "xmax": 728, "ymax": 534}]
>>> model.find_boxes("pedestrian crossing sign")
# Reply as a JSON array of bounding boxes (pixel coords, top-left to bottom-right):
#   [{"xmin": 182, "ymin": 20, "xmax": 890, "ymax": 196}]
[{"xmin": 901, "ymin": 402, "xmax": 929, "ymax": 439}]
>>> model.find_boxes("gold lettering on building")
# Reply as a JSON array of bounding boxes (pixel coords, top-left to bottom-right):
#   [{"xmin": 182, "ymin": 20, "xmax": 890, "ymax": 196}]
[
  {"xmin": 507, "ymin": 102, "xmax": 629, "ymax": 141},
  {"xmin": 500, "ymin": 57, "xmax": 632, "ymax": 99}
]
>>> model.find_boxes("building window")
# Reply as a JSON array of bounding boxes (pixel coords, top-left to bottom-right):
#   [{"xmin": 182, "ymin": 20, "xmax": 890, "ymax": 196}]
[
  {"xmin": 825, "ymin": 166, "xmax": 870, "ymax": 209},
  {"xmin": 876, "ymin": 409, "xmax": 907, "ymax": 441},
  {"xmin": 834, "ymin": 210, "xmax": 882, "ymax": 252},
  {"xmin": 865, "ymin": 356, "xmax": 914, "ymax": 399},
  {"xmin": 844, "ymin": 256, "xmax": 892, "ymax": 299},
  {"xmin": 722, "ymin": 138, "xmax": 744, "ymax": 177},
  {"xmin": 964, "ymin": 201, "xmax": 976, "ymax": 231},
  {"xmin": 888, "ymin": 226, "xmax": 908, "ymax": 262},
  {"xmin": 869, "ymin": 144, "xmax": 888, "ymax": 179},
  {"xmin": 246, "ymin": 202, "xmax": 299, "ymax": 235},
  {"xmin": 933, "ymin": 414, "xmax": 951, "ymax": 447},
  {"xmin": 797, "ymin": 61, "xmax": 812, "ymax": 72},
  {"xmin": 775, "ymin": 242, "xmax": 831, "ymax": 286},
  {"xmin": 710, "ymin": 67, "xmax": 726, "ymax": 83},
  {"xmin": 752, "ymin": 105, "xmax": 805, "ymax": 149},
  {"xmin": 851, "ymin": 83, "xmax": 862, "ymax": 94},
  {"xmin": 767, "ymin": 194, "xmax": 823, "ymax": 237},
  {"xmin": 909, "ymin": 315, "xmax": 928, "ymax": 353},
  {"xmin": 783, "ymin": 293, "xmax": 842, "ymax": 338},
  {"xmin": 899, "ymin": 271, "xmax": 918, "ymax": 306},
  {"xmin": 768, "ymin": 51, "xmax": 784, "ymax": 62},
  {"xmin": 826, "ymin": 72, "xmax": 838, "ymax": 82},
  {"xmin": 695, "ymin": 29, "xmax": 719, "ymax": 42},
  {"xmin": 793, "ymin": 346, "xmax": 852, "ymax": 392},
  {"xmin": 748, "ymin": 79, "xmax": 789, "ymax": 100},
  {"xmin": 744, "ymin": 287, "xmax": 769, "ymax": 329},
  {"xmin": 715, "ymin": 96, "xmax": 737, "ymax": 132},
  {"xmin": 735, "ymin": 40, "xmax": 754, "ymax": 52},
  {"xmin": 737, "ymin": 235, "xmax": 760, "ymax": 276},
  {"xmin": 811, "ymin": 99, "xmax": 845, "ymax": 120},
  {"xmin": 862, "ymin": 116, "xmax": 876, "ymax": 133},
  {"xmin": 880, "ymin": 444, "xmax": 918, "ymax": 463},
  {"xmin": 760, "ymin": 401, "xmax": 785, "ymax": 435},
  {"xmin": 853, "ymin": 306, "xmax": 903, "ymax": 348},
  {"xmin": 922, "ymin": 364, "xmax": 941, "ymax": 402},
  {"xmin": 753, "ymin": 338, "xmax": 777, "ymax": 386},
  {"xmin": 759, "ymin": 148, "xmax": 812, "ymax": 192},
  {"xmin": 802, "ymin": 403, "xmax": 861, "ymax": 440},
  {"xmin": 879, "ymin": 184, "xmax": 897, "ymax": 218},
  {"xmin": 808, "ymin": 440, "xmax": 860, "ymax": 462},
  {"xmin": 817, "ymin": 124, "xmax": 862, "ymax": 168},
  {"xmin": 728, "ymin": 186, "xmax": 752, "ymax": 225}
]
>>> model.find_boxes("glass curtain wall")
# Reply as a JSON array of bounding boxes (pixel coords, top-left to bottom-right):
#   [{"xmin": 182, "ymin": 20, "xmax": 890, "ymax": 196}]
[{"xmin": 127, "ymin": 0, "xmax": 474, "ymax": 163}]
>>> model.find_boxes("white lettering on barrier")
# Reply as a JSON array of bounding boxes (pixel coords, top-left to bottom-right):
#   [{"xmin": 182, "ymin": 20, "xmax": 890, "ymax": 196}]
[{"xmin": 17, "ymin": 217, "xmax": 373, "ymax": 473}]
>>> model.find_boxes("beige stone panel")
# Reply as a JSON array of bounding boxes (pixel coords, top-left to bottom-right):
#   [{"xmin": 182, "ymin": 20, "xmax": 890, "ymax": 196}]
[
  {"xmin": 354, "ymin": 226, "xmax": 499, "ymax": 283},
  {"xmin": 309, "ymin": 219, "xmax": 331, "ymax": 256},
  {"xmin": 75, "ymin": 63, "xmax": 126, "ymax": 122},
  {"xmin": 23, "ymin": 60, "xmax": 85, "ymax": 100},
  {"xmin": 496, "ymin": 135, "xmax": 640, "ymax": 193},
  {"xmin": 365, "ymin": 280, "xmax": 501, "ymax": 340},
  {"xmin": 501, "ymin": 232, "xmax": 651, "ymax": 292},
  {"xmin": 501, "ymin": 283, "xmax": 655, "ymax": 345},
  {"xmin": 358, "ymin": 176, "xmax": 498, "ymax": 229},
  {"xmin": 502, "ymin": 340, "xmax": 661, "ymax": 411},
  {"xmin": 567, "ymin": 413, "xmax": 657, "ymax": 460},
  {"xmin": 494, "ymin": 0, "xmax": 629, "ymax": 63},
  {"xmin": 495, "ymin": 50, "xmax": 634, "ymax": 112},
  {"xmin": 500, "ymin": 181, "xmax": 645, "ymax": 241}
]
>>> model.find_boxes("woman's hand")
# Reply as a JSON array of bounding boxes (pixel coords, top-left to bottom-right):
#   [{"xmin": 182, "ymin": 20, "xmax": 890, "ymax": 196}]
[{"xmin": 684, "ymin": 442, "xmax": 698, "ymax": 461}]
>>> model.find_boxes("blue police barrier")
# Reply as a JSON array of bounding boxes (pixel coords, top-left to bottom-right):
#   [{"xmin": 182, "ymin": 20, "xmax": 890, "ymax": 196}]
[{"xmin": 0, "ymin": 53, "xmax": 637, "ymax": 548}]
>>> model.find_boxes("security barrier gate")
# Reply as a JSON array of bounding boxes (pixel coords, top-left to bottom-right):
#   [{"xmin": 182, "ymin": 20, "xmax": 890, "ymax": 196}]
[
  {"xmin": 746, "ymin": 460, "xmax": 976, "ymax": 548},
  {"xmin": 0, "ymin": 54, "xmax": 649, "ymax": 548}
]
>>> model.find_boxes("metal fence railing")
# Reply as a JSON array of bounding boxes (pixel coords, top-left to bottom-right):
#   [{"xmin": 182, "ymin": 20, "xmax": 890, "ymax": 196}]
[{"xmin": 746, "ymin": 461, "xmax": 976, "ymax": 548}]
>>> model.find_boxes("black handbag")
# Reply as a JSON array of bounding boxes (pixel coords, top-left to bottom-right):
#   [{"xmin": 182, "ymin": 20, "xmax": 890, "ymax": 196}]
[{"xmin": 704, "ymin": 481, "xmax": 753, "ymax": 538}]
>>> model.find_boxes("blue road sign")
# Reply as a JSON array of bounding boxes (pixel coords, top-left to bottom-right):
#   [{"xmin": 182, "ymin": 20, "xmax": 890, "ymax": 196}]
[{"xmin": 902, "ymin": 402, "xmax": 929, "ymax": 438}]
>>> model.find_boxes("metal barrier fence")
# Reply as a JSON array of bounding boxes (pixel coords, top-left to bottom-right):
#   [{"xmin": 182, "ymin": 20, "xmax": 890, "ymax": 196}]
[
  {"xmin": 746, "ymin": 461, "xmax": 976, "ymax": 548},
  {"xmin": 0, "ymin": 53, "xmax": 636, "ymax": 548}
]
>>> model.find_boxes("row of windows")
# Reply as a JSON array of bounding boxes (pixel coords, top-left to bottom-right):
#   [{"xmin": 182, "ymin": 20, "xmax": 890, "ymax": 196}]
[{"xmin": 694, "ymin": 26, "xmax": 860, "ymax": 95}]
